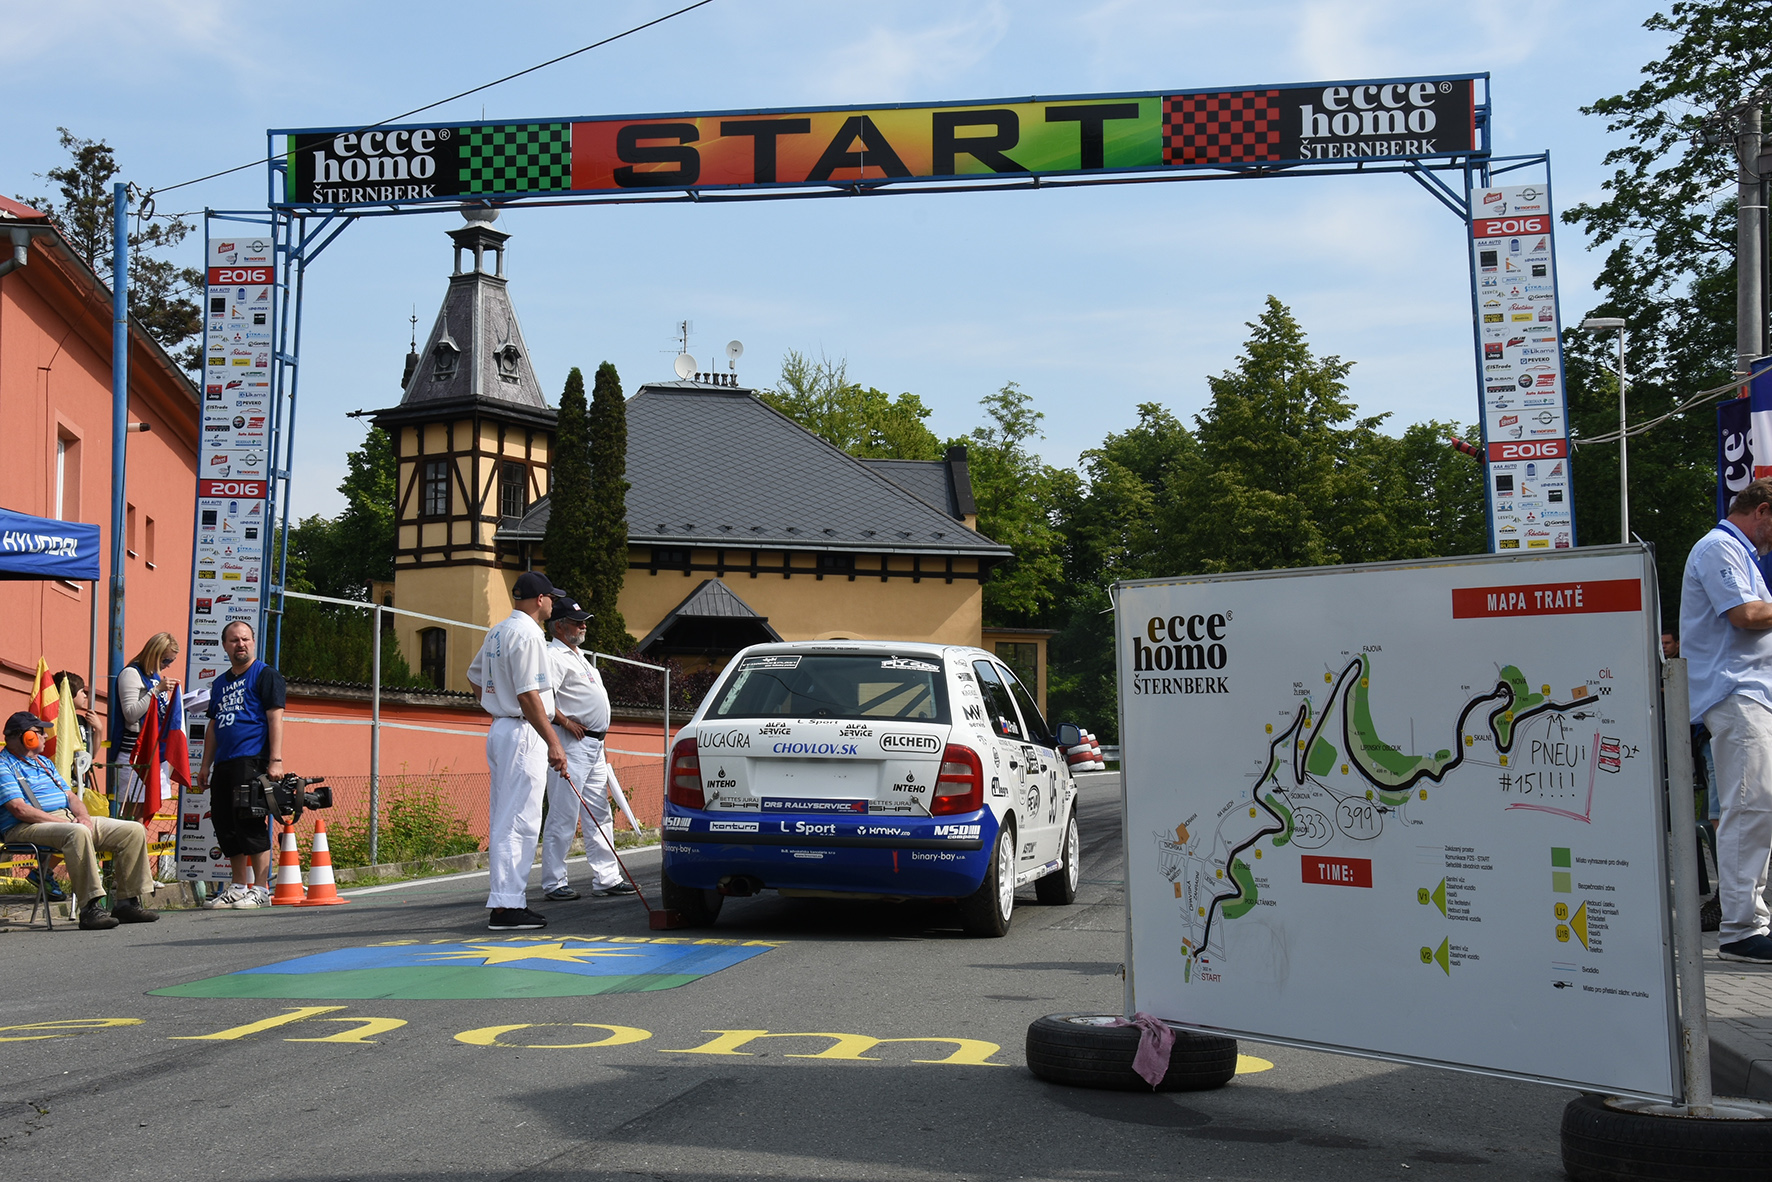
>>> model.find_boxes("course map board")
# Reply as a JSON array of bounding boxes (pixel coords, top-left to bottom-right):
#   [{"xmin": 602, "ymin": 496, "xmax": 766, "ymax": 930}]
[{"xmin": 1116, "ymin": 546, "xmax": 1678, "ymax": 1100}]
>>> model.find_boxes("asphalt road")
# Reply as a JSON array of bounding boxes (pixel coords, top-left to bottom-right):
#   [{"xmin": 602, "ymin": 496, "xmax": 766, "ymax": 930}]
[{"xmin": 1, "ymin": 773, "xmax": 1573, "ymax": 1181}]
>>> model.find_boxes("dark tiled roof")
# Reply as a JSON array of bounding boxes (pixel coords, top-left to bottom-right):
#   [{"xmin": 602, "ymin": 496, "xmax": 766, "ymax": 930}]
[
  {"xmin": 395, "ymin": 221, "xmax": 549, "ymax": 415},
  {"xmin": 637, "ymin": 579, "xmax": 783, "ymax": 652},
  {"xmin": 861, "ymin": 459, "xmax": 959, "ymax": 519},
  {"xmin": 499, "ymin": 382, "xmax": 1010, "ymax": 558}
]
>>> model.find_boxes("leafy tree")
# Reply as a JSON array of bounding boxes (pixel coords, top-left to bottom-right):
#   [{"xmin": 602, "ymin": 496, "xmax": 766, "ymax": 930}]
[
  {"xmin": 1561, "ymin": 1, "xmax": 1762, "ymax": 616},
  {"xmin": 586, "ymin": 362, "xmax": 632, "ymax": 653},
  {"xmin": 21, "ymin": 128, "xmax": 204, "ymax": 369},
  {"xmin": 1162, "ymin": 297, "xmax": 1375, "ymax": 572},
  {"xmin": 763, "ymin": 350, "xmax": 943, "ymax": 459},
  {"xmin": 956, "ymin": 382, "xmax": 1065, "ymax": 625},
  {"xmin": 1043, "ymin": 301, "xmax": 1486, "ymax": 739},
  {"xmin": 543, "ymin": 367, "xmax": 593, "ymax": 605},
  {"xmin": 1046, "ymin": 404, "xmax": 1199, "ymax": 736}
]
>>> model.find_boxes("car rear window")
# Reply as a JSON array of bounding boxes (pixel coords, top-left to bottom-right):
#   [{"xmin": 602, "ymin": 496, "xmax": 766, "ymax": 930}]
[{"xmin": 708, "ymin": 654, "xmax": 949, "ymax": 723}]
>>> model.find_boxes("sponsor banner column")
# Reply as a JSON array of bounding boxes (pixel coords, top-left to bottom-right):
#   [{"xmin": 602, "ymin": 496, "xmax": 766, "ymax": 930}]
[
  {"xmin": 183, "ymin": 230, "xmax": 276, "ymax": 882},
  {"xmin": 1468, "ymin": 184, "xmax": 1575, "ymax": 553}
]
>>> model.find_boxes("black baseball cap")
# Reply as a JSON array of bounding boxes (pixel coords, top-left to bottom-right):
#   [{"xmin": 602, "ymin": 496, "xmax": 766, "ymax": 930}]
[
  {"xmin": 549, "ymin": 595, "xmax": 593, "ymax": 623},
  {"xmin": 4, "ymin": 711, "xmax": 50, "ymax": 739},
  {"xmin": 512, "ymin": 571, "xmax": 562, "ymax": 600}
]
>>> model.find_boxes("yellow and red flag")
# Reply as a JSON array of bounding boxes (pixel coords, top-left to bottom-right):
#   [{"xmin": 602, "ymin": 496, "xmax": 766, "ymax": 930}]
[{"xmin": 26, "ymin": 659, "xmax": 57, "ymax": 758}]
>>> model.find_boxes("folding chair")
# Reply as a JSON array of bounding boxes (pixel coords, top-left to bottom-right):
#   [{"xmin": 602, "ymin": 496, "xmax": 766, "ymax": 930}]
[{"xmin": 2, "ymin": 842, "xmax": 57, "ymax": 930}]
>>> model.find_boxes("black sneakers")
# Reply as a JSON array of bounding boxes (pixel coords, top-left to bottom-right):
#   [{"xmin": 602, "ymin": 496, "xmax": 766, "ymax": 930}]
[
  {"xmin": 112, "ymin": 898, "xmax": 160, "ymax": 924},
  {"xmin": 488, "ymin": 907, "xmax": 547, "ymax": 930},
  {"xmin": 1718, "ymin": 934, "xmax": 1772, "ymax": 963},
  {"xmin": 78, "ymin": 901, "xmax": 119, "ymax": 930},
  {"xmin": 592, "ymin": 882, "xmax": 638, "ymax": 897},
  {"xmin": 543, "ymin": 885, "xmax": 581, "ymax": 901}
]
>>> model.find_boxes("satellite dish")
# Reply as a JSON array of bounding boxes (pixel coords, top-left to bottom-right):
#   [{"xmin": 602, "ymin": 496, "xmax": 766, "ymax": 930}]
[
  {"xmin": 726, "ymin": 340, "xmax": 744, "ymax": 361},
  {"xmin": 674, "ymin": 353, "xmax": 696, "ymax": 379}
]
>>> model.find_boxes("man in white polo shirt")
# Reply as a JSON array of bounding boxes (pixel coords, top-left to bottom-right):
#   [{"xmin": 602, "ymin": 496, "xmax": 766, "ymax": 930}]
[
  {"xmin": 1681, "ymin": 477, "xmax": 1772, "ymax": 963},
  {"xmin": 538, "ymin": 594, "xmax": 635, "ymax": 901},
  {"xmin": 466, "ymin": 570, "xmax": 568, "ymax": 931}
]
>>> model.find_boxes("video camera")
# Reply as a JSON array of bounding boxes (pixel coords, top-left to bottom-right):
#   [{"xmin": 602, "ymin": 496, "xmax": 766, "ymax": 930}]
[{"xmin": 239, "ymin": 773, "xmax": 332, "ymax": 824}]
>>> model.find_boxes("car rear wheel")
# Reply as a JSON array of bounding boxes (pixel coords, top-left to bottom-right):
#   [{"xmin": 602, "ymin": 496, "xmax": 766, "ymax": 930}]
[
  {"xmin": 1035, "ymin": 810, "xmax": 1080, "ymax": 905},
  {"xmin": 959, "ymin": 819, "xmax": 1015, "ymax": 937},
  {"xmin": 1025, "ymin": 1014, "xmax": 1238, "ymax": 1092},
  {"xmin": 659, "ymin": 867, "xmax": 724, "ymax": 927}
]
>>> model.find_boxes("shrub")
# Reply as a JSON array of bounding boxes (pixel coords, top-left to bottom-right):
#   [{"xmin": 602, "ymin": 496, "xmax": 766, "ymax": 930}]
[{"xmin": 329, "ymin": 777, "xmax": 480, "ymax": 869}]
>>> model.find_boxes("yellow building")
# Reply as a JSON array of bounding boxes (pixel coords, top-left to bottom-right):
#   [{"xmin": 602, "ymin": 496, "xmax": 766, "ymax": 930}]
[{"xmin": 374, "ymin": 212, "xmax": 1031, "ymax": 700}]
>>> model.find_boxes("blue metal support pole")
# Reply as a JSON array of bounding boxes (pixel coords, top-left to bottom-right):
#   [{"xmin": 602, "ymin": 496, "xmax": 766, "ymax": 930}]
[{"xmin": 107, "ymin": 182, "xmax": 129, "ymax": 707}]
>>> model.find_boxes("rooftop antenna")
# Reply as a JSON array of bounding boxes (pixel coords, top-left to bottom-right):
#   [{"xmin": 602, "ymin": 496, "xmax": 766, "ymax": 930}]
[
  {"xmin": 676, "ymin": 320, "xmax": 693, "ymax": 354},
  {"xmin": 726, "ymin": 339, "xmax": 743, "ymax": 379},
  {"xmin": 674, "ymin": 352, "xmax": 697, "ymax": 380}
]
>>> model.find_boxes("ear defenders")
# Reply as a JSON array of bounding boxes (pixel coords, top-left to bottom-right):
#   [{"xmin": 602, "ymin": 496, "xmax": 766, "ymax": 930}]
[{"xmin": 20, "ymin": 729, "xmax": 43, "ymax": 751}]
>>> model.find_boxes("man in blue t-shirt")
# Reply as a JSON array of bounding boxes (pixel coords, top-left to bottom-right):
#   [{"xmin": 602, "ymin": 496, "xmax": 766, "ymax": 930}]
[
  {"xmin": 195, "ymin": 619, "xmax": 287, "ymax": 910},
  {"xmin": 0, "ymin": 711, "xmax": 158, "ymax": 929}
]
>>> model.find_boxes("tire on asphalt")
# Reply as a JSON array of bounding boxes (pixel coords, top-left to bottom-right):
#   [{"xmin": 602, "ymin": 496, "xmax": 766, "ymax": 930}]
[
  {"xmin": 1026, "ymin": 1013, "xmax": 1237, "ymax": 1092},
  {"xmin": 659, "ymin": 866, "xmax": 724, "ymax": 927},
  {"xmin": 1561, "ymin": 1093, "xmax": 1772, "ymax": 1181},
  {"xmin": 959, "ymin": 818, "xmax": 1015, "ymax": 937},
  {"xmin": 1034, "ymin": 809, "xmax": 1080, "ymax": 905}
]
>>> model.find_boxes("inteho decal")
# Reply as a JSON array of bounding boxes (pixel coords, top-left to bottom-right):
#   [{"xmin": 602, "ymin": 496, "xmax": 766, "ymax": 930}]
[{"xmin": 1133, "ymin": 613, "xmax": 1228, "ymax": 672}]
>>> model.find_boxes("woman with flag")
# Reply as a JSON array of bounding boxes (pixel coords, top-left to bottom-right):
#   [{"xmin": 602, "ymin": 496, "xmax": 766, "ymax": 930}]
[{"xmin": 109, "ymin": 632, "xmax": 182, "ymax": 824}]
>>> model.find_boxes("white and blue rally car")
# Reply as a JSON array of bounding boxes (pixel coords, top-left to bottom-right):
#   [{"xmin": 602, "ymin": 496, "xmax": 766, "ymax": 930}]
[{"xmin": 660, "ymin": 641, "xmax": 1083, "ymax": 936}]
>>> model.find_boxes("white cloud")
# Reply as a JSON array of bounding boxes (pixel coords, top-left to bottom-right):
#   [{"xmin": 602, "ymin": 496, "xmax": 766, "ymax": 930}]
[{"xmin": 807, "ymin": 3, "xmax": 1010, "ymax": 101}]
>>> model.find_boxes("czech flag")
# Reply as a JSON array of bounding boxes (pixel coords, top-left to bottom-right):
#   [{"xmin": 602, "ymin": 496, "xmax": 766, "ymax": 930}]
[{"xmin": 130, "ymin": 692, "xmax": 191, "ymax": 823}]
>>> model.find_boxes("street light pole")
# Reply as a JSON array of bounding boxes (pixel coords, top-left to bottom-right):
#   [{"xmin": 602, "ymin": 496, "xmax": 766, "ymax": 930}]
[{"xmin": 1580, "ymin": 317, "xmax": 1628, "ymax": 543}]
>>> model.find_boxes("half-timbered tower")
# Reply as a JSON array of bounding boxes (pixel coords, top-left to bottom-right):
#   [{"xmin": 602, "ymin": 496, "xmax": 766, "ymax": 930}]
[{"xmin": 372, "ymin": 209, "xmax": 554, "ymax": 690}]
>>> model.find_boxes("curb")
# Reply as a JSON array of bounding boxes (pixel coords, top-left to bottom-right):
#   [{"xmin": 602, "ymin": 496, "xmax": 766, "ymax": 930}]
[{"xmin": 1711, "ymin": 1020, "xmax": 1772, "ymax": 1101}]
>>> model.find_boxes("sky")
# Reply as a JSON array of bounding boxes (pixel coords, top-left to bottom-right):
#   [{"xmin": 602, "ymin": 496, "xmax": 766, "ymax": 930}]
[{"xmin": 11, "ymin": 0, "xmax": 1673, "ymax": 518}]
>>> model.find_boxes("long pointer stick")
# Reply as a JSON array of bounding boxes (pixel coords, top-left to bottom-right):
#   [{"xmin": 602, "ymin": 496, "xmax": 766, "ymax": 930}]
[{"xmin": 559, "ymin": 767, "xmax": 660, "ymax": 916}]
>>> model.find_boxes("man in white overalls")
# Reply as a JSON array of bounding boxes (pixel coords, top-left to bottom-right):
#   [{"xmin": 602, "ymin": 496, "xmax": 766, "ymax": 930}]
[
  {"xmin": 539, "ymin": 595, "xmax": 634, "ymax": 900},
  {"xmin": 466, "ymin": 571, "xmax": 567, "ymax": 931}
]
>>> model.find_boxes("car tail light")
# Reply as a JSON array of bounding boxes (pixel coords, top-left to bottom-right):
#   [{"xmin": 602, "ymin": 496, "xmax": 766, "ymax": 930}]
[
  {"xmin": 931, "ymin": 743, "xmax": 984, "ymax": 816},
  {"xmin": 668, "ymin": 737, "xmax": 704, "ymax": 809}
]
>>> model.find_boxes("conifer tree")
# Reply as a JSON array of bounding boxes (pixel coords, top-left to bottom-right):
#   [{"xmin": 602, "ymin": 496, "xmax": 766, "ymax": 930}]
[
  {"xmin": 586, "ymin": 362, "xmax": 631, "ymax": 651},
  {"xmin": 543, "ymin": 368, "xmax": 593, "ymax": 605}
]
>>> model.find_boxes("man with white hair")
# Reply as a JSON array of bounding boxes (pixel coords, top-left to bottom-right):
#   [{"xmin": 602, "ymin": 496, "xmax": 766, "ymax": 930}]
[{"xmin": 539, "ymin": 594, "xmax": 633, "ymax": 900}]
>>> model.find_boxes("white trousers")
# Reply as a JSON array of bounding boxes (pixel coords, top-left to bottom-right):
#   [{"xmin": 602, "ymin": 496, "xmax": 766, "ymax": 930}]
[
  {"xmin": 485, "ymin": 716, "xmax": 548, "ymax": 911},
  {"xmin": 1703, "ymin": 694, "xmax": 1772, "ymax": 943},
  {"xmin": 542, "ymin": 731, "xmax": 622, "ymax": 891}
]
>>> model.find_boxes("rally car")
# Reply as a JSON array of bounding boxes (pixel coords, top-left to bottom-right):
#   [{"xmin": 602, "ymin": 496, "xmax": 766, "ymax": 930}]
[{"xmin": 659, "ymin": 641, "xmax": 1084, "ymax": 936}]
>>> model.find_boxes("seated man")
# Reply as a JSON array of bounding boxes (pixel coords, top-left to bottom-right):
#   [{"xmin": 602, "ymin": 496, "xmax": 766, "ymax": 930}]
[{"xmin": 0, "ymin": 711, "xmax": 158, "ymax": 930}]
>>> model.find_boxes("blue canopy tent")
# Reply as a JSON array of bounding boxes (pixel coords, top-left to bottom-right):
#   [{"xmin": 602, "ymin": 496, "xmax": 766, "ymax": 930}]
[{"xmin": 0, "ymin": 508, "xmax": 101, "ymax": 582}]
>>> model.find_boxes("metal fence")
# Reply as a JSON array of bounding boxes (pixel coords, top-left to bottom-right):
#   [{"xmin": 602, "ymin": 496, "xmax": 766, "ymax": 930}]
[{"xmin": 271, "ymin": 590, "xmax": 674, "ymax": 866}]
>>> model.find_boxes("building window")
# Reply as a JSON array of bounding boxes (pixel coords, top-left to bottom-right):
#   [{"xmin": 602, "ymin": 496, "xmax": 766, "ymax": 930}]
[
  {"xmin": 422, "ymin": 459, "xmax": 450, "ymax": 517},
  {"xmin": 419, "ymin": 627, "xmax": 447, "ymax": 688},
  {"xmin": 55, "ymin": 432, "xmax": 81, "ymax": 520},
  {"xmin": 995, "ymin": 642, "xmax": 1038, "ymax": 697},
  {"xmin": 144, "ymin": 517, "xmax": 156, "ymax": 569},
  {"xmin": 500, "ymin": 461, "xmax": 528, "ymax": 520},
  {"xmin": 126, "ymin": 503, "xmax": 137, "ymax": 558},
  {"xmin": 817, "ymin": 553, "xmax": 855, "ymax": 574},
  {"xmin": 654, "ymin": 547, "xmax": 691, "ymax": 570}
]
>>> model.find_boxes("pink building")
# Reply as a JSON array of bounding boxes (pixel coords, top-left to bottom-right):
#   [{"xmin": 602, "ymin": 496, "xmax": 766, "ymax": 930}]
[{"xmin": 0, "ymin": 196, "xmax": 200, "ymax": 721}]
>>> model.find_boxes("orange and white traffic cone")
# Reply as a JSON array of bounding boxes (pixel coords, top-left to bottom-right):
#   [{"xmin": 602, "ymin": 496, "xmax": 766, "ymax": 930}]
[
  {"xmin": 294, "ymin": 817, "xmax": 349, "ymax": 906},
  {"xmin": 270, "ymin": 827, "xmax": 307, "ymax": 905}
]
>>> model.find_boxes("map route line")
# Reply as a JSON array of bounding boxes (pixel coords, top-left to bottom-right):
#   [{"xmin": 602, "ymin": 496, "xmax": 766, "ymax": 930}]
[{"xmin": 1190, "ymin": 655, "xmax": 1599, "ymax": 962}]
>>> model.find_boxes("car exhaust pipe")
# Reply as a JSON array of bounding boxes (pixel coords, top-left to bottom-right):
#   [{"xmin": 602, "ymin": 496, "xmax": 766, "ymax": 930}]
[{"xmin": 718, "ymin": 875, "xmax": 766, "ymax": 897}]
